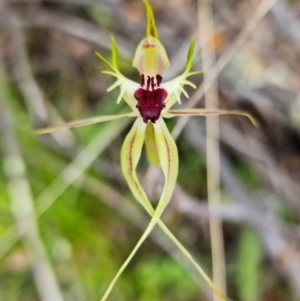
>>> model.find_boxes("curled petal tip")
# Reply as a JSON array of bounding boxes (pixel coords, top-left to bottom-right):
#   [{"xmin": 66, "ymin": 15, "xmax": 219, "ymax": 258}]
[{"xmin": 246, "ymin": 113, "xmax": 259, "ymax": 128}]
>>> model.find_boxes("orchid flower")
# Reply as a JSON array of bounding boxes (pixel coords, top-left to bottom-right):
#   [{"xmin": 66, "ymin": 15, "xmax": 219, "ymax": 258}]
[{"xmin": 35, "ymin": 1, "xmax": 256, "ymax": 300}]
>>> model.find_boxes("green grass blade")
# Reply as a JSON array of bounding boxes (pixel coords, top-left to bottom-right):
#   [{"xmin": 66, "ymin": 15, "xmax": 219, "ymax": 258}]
[{"xmin": 237, "ymin": 228, "xmax": 262, "ymax": 301}]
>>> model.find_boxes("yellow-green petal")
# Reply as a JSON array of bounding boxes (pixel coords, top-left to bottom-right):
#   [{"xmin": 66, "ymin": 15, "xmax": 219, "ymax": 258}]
[
  {"xmin": 145, "ymin": 122, "xmax": 160, "ymax": 166},
  {"xmin": 99, "ymin": 117, "xmax": 226, "ymax": 301},
  {"xmin": 101, "ymin": 118, "xmax": 147, "ymax": 301},
  {"xmin": 153, "ymin": 118, "xmax": 178, "ymax": 202},
  {"xmin": 101, "ymin": 118, "xmax": 179, "ymax": 301}
]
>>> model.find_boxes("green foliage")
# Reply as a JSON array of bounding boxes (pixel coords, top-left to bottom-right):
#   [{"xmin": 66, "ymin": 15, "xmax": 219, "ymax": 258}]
[
  {"xmin": 85, "ymin": 6, "xmax": 112, "ymax": 28},
  {"xmin": 237, "ymin": 228, "xmax": 263, "ymax": 301},
  {"xmin": 234, "ymin": 158, "xmax": 261, "ymax": 190},
  {"xmin": 177, "ymin": 136, "xmax": 207, "ymax": 196},
  {"xmin": 134, "ymin": 256, "xmax": 198, "ymax": 301}
]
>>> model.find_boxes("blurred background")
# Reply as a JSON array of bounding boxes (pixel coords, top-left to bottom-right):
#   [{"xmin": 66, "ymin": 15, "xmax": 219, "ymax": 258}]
[{"xmin": 1, "ymin": 0, "xmax": 300, "ymax": 300}]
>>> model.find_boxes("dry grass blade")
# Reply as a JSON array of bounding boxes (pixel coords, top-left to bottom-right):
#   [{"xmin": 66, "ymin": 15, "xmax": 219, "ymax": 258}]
[
  {"xmin": 0, "ymin": 100, "xmax": 65, "ymax": 301},
  {"xmin": 0, "ymin": 118, "xmax": 130, "ymax": 259},
  {"xmin": 172, "ymin": 0, "xmax": 280, "ymax": 139},
  {"xmin": 198, "ymin": 0, "xmax": 226, "ymax": 299}
]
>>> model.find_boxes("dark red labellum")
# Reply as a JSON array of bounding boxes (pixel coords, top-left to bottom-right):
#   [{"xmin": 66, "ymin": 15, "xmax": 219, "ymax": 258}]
[{"xmin": 134, "ymin": 75, "xmax": 167, "ymax": 123}]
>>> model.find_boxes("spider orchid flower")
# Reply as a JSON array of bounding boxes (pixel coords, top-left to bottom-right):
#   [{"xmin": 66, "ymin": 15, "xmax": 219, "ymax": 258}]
[{"xmin": 35, "ymin": 1, "xmax": 256, "ymax": 300}]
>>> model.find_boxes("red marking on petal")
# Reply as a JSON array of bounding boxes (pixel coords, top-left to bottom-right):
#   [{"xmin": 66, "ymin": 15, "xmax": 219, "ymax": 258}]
[
  {"xmin": 156, "ymin": 74, "xmax": 162, "ymax": 86},
  {"xmin": 135, "ymin": 75, "xmax": 167, "ymax": 123},
  {"xmin": 150, "ymin": 24, "xmax": 155, "ymax": 37},
  {"xmin": 141, "ymin": 74, "xmax": 145, "ymax": 87}
]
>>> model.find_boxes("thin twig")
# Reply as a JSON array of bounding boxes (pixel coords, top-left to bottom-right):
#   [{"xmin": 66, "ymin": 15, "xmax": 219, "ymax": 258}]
[
  {"xmin": 0, "ymin": 117, "xmax": 130, "ymax": 259},
  {"xmin": 0, "ymin": 96, "xmax": 65, "ymax": 301},
  {"xmin": 184, "ymin": 118, "xmax": 300, "ymax": 297},
  {"xmin": 172, "ymin": 0, "xmax": 280, "ymax": 139},
  {"xmin": 270, "ymin": 2, "xmax": 300, "ymax": 52},
  {"xmin": 198, "ymin": 0, "xmax": 226, "ymax": 298},
  {"xmin": 219, "ymin": 122, "xmax": 300, "ymax": 215},
  {"xmin": 8, "ymin": 15, "xmax": 77, "ymax": 148}
]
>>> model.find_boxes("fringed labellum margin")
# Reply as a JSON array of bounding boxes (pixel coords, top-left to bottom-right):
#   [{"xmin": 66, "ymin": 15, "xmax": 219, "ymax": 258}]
[
  {"xmin": 34, "ymin": 1, "xmax": 257, "ymax": 301},
  {"xmin": 135, "ymin": 74, "xmax": 167, "ymax": 123}
]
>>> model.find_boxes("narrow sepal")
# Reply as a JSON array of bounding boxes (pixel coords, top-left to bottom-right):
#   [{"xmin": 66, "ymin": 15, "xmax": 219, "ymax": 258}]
[
  {"xmin": 96, "ymin": 36, "xmax": 119, "ymax": 70},
  {"xmin": 111, "ymin": 36, "xmax": 119, "ymax": 70},
  {"xmin": 143, "ymin": 0, "xmax": 159, "ymax": 39},
  {"xmin": 33, "ymin": 112, "xmax": 137, "ymax": 135},
  {"xmin": 164, "ymin": 109, "xmax": 258, "ymax": 127},
  {"xmin": 186, "ymin": 37, "xmax": 202, "ymax": 72},
  {"xmin": 187, "ymin": 36, "xmax": 195, "ymax": 71}
]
